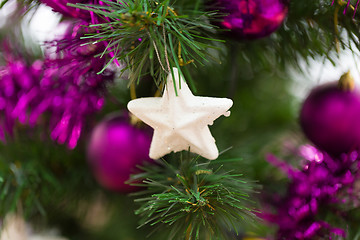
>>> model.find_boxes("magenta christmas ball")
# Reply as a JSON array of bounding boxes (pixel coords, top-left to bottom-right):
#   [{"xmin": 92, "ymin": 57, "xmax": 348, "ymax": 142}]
[
  {"xmin": 300, "ymin": 83, "xmax": 360, "ymax": 156},
  {"xmin": 209, "ymin": 0, "xmax": 289, "ymax": 39},
  {"xmin": 87, "ymin": 114, "xmax": 152, "ymax": 192}
]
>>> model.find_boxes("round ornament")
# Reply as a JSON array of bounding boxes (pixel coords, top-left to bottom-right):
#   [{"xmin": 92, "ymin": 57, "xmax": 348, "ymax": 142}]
[
  {"xmin": 209, "ymin": 0, "xmax": 289, "ymax": 39},
  {"xmin": 87, "ymin": 113, "xmax": 152, "ymax": 192},
  {"xmin": 300, "ymin": 78, "xmax": 360, "ymax": 156}
]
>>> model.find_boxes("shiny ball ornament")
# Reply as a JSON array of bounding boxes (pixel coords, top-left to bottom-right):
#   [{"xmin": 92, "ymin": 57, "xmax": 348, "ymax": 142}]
[
  {"xmin": 300, "ymin": 82, "xmax": 360, "ymax": 156},
  {"xmin": 210, "ymin": 0, "xmax": 289, "ymax": 39},
  {"xmin": 87, "ymin": 114, "xmax": 152, "ymax": 192}
]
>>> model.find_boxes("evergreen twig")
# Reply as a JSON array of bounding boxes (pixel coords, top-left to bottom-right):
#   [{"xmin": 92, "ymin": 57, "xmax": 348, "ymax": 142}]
[
  {"xmin": 130, "ymin": 153, "xmax": 258, "ymax": 240},
  {"xmin": 68, "ymin": 0, "xmax": 223, "ymax": 90}
]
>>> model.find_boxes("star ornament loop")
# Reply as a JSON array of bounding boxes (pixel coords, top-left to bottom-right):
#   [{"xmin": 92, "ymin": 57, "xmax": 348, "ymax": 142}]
[{"xmin": 127, "ymin": 68, "xmax": 233, "ymax": 160}]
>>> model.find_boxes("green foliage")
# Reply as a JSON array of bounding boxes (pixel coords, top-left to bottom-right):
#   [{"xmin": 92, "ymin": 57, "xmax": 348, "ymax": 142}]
[
  {"xmin": 131, "ymin": 153, "xmax": 258, "ymax": 240},
  {"xmin": 69, "ymin": 0, "xmax": 360, "ymax": 78},
  {"xmin": 0, "ymin": 128, "xmax": 98, "ymax": 222},
  {"xmin": 0, "ymin": 150, "xmax": 56, "ymax": 217},
  {"xmin": 70, "ymin": 0, "xmax": 223, "ymax": 90},
  {"xmin": 0, "ymin": 0, "xmax": 9, "ymax": 8},
  {"xmin": 193, "ymin": 0, "xmax": 360, "ymax": 73}
]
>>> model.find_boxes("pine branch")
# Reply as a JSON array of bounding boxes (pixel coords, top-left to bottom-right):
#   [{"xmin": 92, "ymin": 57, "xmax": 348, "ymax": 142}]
[
  {"xmin": 0, "ymin": 0, "xmax": 9, "ymax": 8},
  {"xmin": 183, "ymin": 0, "xmax": 360, "ymax": 74},
  {"xmin": 130, "ymin": 153, "xmax": 258, "ymax": 240},
  {"xmin": 0, "ymin": 128, "xmax": 99, "ymax": 221},
  {"xmin": 69, "ymin": 0, "xmax": 223, "ymax": 90}
]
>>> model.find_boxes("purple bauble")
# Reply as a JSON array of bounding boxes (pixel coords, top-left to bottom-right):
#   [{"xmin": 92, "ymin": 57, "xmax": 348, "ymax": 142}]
[
  {"xmin": 87, "ymin": 114, "xmax": 152, "ymax": 192},
  {"xmin": 209, "ymin": 0, "xmax": 289, "ymax": 39},
  {"xmin": 300, "ymin": 83, "xmax": 360, "ymax": 156}
]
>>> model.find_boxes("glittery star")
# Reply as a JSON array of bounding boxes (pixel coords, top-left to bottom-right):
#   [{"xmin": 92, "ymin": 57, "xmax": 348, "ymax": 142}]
[{"xmin": 127, "ymin": 68, "xmax": 233, "ymax": 160}]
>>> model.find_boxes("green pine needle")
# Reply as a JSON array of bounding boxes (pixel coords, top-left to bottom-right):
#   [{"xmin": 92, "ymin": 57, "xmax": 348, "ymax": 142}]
[
  {"xmin": 130, "ymin": 153, "xmax": 258, "ymax": 240},
  {"xmin": 68, "ymin": 0, "xmax": 224, "ymax": 90},
  {"xmin": 0, "ymin": 0, "xmax": 9, "ymax": 8},
  {"xmin": 0, "ymin": 129, "xmax": 99, "ymax": 221}
]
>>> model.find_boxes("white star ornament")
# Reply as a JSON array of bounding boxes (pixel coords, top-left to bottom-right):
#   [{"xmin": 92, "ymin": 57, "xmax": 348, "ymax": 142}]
[{"xmin": 127, "ymin": 68, "xmax": 233, "ymax": 160}]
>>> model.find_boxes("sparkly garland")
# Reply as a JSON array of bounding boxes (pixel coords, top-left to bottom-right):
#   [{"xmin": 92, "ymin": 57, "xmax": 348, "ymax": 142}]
[{"xmin": 262, "ymin": 145, "xmax": 360, "ymax": 239}]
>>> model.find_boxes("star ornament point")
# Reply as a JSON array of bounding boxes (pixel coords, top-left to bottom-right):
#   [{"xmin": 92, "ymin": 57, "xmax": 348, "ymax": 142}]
[{"xmin": 127, "ymin": 68, "xmax": 233, "ymax": 160}]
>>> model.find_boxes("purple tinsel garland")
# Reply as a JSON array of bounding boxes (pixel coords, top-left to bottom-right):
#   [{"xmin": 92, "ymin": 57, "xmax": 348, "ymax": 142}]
[
  {"xmin": 262, "ymin": 145, "xmax": 360, "ymax": 239},
  {"xmin": 41, "ymin": 22, "xmax": 114, "ymax": 148},
  {"xmin": 0, "ymin": 57, "xmax": 43, "ymax": 141},
  {"xmin": 0, "ymin": 20, "xmax": 114, "ymax": 148},
  {"xmin": 0, "ymin": 0, "xmax": 119, "ymax": 147},
  {"xmin": 39, "ymin": 0, "xmax": 120, "ymax": 66}
]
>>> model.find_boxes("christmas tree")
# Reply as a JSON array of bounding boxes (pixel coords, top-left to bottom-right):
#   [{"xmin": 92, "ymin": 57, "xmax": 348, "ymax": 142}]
[{"xmin": 0, "ymin": 0, "xmax": 360, "ymax": 239}]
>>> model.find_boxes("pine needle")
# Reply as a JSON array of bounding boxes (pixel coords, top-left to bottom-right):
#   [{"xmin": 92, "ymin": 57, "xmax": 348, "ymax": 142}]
[
  {"xmin": 129, "ymin": 153, "xmax": 259, "ymax": 240},
  {"xmin": 68, "ymin": 0, "xmax": 222, "ymax": 90}
]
